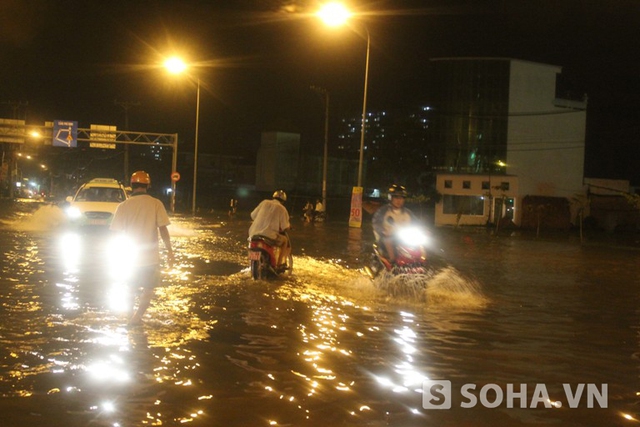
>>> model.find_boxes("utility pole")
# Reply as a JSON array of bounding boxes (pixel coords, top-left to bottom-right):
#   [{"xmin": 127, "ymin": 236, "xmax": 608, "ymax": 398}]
[
  {"xmin": 310, "ymin": 86, "xmax": 329, "ymax": 212},
  {"xmin": 1, "ymin": 101, "xmax": 28, "ymax": 198},
  {"xmin": 114, "ymin": 100, "xmax": 140, "ymax": 183}
]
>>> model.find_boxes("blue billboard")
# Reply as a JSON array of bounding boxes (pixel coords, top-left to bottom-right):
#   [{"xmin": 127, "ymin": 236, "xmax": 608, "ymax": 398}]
[{"xmin": 52, "ymin": 120, "xmax": 77, "ymax": 147}]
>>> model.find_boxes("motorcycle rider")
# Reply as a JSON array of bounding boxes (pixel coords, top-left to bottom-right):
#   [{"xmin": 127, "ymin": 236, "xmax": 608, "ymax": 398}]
[
  {"xmin": 249, "ymin": 190, "xmax": 291, "ymax": 266},
  {"xmin": 303, "ymin": 200, "xmax": 314, "ymax": 223},
  {"xmin": 372, "ymin": 184, "xmax": 417, "ymax": 263},
  {"xmin": 314, "ymin": 198, "xmax": 326, "ymax": 221}
]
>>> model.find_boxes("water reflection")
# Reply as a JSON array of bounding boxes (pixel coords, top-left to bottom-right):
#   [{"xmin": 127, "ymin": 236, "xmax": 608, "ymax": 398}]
[{"xmin": 1, "ymin": 203, "xmax": 640, "ymax": 426}]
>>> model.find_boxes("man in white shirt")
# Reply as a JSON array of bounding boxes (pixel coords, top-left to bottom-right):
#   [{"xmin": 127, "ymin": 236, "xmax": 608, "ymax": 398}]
[
  {"xmin": 249, "ymin": 190, "xmax": 291, "ymax": 265},
  {"xmin": 110, "ymin": 171, "xmax": 174, "ymax": 325}
]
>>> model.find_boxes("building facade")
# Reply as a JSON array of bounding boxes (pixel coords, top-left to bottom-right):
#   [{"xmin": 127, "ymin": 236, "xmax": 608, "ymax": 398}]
[
  {"xmin": 255, "ymin": 131, "xmax": 300, "ymax": 193},
  {"xmin": 430, "ymin": 58, "xmax": 587, "ymax": 227}
]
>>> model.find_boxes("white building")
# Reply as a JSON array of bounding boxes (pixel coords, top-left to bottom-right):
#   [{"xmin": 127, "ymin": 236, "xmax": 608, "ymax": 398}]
[{"xmin": 431, "ymin": 58, "xmax": 587, "ymax": 227}]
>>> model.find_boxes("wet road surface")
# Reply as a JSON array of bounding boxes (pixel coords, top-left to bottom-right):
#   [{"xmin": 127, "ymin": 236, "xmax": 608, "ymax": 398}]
[{"xmin": 1, "ymin": 200, "xmax": 639, "ymax": 426}]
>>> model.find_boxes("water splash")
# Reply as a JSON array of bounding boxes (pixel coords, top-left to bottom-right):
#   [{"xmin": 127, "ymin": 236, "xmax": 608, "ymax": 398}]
[
  {"xmin": 3, "ymin": 203, "xmax": 68, "ymax": 232},
  {"xmin": 251, "ymin": 256, "xmax": 488, "ymax": 310},
  {"xmin": 287, "ymin": 256, "xmax": 384, "ymax": 303},
  {"xmin": 167, "ymin": 222, "xmax": 198, "ymax": 237},
  {"xmin": 373, "ymin": 266, "xmax": 488, "ymax": 309}
]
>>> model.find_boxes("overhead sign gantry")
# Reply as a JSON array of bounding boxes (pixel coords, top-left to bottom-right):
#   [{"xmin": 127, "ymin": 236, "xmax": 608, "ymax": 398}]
[{"xmin": 0, "ymin": 120, "xmax": 180, "ymax": 212}]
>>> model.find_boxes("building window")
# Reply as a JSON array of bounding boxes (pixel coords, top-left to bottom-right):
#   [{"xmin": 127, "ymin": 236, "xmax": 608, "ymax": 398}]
[
  {"xmin": 501, "ymin": 182, "xmax": 510, "ymax": 190},
  {"xmin": 443, "ymin": 195, "xmax": 485, "ymax": 216},
  {"xmin": 482, "ymin": 181, "xmax": 490, "ymax": 190},
  {"xmin": 444, "ymin": 180, "xmax": 452, "ymax": 188},
  {"xmin": 462, "ymin": 180, "xmax": 471, "ymax": 189}
]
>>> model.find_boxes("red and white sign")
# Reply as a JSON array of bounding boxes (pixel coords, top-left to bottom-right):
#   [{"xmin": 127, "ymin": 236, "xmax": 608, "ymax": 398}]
[{"xmin": 349, "ymin": 186, "xmax": 363, "ymax": 228}]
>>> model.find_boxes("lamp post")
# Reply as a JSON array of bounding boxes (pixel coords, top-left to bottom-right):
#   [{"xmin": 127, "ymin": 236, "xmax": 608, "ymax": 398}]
[
  {"xmin": 311, "ymin": 86, "xmax": 329, "ymax": 211},
  {"xmin": 318, "ymin": 2, "xmax": 370, "ymax": 227},
  {"xmin": 357, "ymin": 29, "xmax": 370, "ymax": 189},
  {"xmin": 192, "ymin": 78, "xmax": 200, "ymax": 216},
  {"xmin": 164, "ymin": 57, "xmax": 200, "ymax": 215}
]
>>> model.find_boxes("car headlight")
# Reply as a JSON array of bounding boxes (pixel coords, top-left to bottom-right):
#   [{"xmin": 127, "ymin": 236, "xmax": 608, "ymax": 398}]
[
  {"xmin": 66, "ymin": 206, "xmax": 82, "ymax": 219},
  {"xmin": 106, "ymin": 234, "xmax": 138, "ymax": 279}
]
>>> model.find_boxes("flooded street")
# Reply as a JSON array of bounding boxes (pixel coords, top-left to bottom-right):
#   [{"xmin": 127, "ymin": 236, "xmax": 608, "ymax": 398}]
[{"xmin": 1, "ymin": 199, "xmax": 639, "ymax": 427}]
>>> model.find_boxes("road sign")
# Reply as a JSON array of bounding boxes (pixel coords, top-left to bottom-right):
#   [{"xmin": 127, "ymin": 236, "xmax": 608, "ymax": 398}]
[
  {"xmin": 349, "ymin": 186, "xmax": 363, "ymax": 228},
  {"xmin": 0, "ymin": 119, "xmax": 26, "ymax": 144},
  {"xmin": 89, "ymin": 124, "xmax": 116, "ymax": 149},
  {"xmin": 53, "ymin": 120, "xmax": 77, "ymax": 147},
  {"xmin": 171, "ymin": 172, "xmax": 181, "ymax": 182}
]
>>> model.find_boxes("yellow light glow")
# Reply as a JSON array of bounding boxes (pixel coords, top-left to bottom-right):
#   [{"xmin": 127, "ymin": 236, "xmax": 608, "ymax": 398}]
[
  {"xmin": 317, "ymin": 2, "xmax": 351, "ymax": 27},
  {"xmin": 165, "ymin": 57, "xmax": 187, "ymax": 74}
]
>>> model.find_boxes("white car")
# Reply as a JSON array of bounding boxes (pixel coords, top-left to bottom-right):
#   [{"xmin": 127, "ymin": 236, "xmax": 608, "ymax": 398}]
[{"xmin": 65, "ymin": 178, "xmax": 128, "ymax": 227}]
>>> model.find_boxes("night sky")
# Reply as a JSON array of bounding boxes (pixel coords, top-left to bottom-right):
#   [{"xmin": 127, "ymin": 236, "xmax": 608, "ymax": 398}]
[{"xmin": 1, "ymin": 0, "xmax": 639, "ymax": 184}]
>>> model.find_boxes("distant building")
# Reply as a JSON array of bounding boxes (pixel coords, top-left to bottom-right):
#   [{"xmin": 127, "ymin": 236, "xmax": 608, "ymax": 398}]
[
  {"xmin": 583, "ymin": 178, "xmax": 638, "ymax": 231},
  {"xmin": 430, "ymin": 58, "xmax": 588, "ymax": 227},
  {"xmin": 255, "ymin": 131, "xmax": 300, "ymax": 192},
  {"xmin": 294, "ymin": 153, "xmax": 360, "ymax": 197},
  {"xmin": 435, "ymin": 173, "xmax": 519, "ymax": 227},
  {"xmin": 254, "ymin": 131, "xmax": 360, "ymax": 197},
  {"xmin": 335, "ymin": 107, "xmax": 432, "ymax": 192}
]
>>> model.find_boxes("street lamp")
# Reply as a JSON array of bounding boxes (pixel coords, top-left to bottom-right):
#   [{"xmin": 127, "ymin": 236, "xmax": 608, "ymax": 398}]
[
  {"xmin": 164, "ymin": 57, "xmax": 201, "ymax": 216},
  {"xmin": 318, "ymin": 3, "xmax": 370, "ymax": 228},
  {"xmin": 358, "ymin": 30, "xmax": 370, "ymax": 189},
  {"xmin": 311, "ymin": 86, "xmax": 329, "ymax": 212},
  {"xmin": 317, "ymin": 2, "xmax": 369, "ymax": 189}
]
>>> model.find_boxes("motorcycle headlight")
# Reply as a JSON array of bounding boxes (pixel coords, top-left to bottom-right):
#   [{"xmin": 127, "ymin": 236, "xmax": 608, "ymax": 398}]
[{"xmin": 397, "ymin": 227, "xmax": 429, "ymax": 247}]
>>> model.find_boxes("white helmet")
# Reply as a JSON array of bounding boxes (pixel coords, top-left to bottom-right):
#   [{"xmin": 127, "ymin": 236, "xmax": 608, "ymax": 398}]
[{"xmin": 272, "ymin": 190, "xmax": 287, "ymax": 202}]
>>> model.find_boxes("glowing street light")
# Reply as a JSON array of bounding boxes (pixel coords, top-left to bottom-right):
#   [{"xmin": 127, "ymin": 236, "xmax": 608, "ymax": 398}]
[
  {"xmin": 164, "ymin": 56, "xmax": 201, "ymax": 215},
  {"xmin": 317, "ymin": 2, "xmax": 351, "ymax": 27},
  {"xmin": 164, "ymin": 57, "xmax": 187, "ymax": 74},
  {"xmin": 318, "ymin": 2, "xmax": 370, "ymax": 227},
  {"xmin": 317, "ymin": 2, "xmax": 368, "ymax": 189}
]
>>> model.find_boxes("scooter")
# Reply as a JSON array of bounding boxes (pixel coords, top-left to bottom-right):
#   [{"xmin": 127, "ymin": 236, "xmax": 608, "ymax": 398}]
[
  {"xmin": 313, "ymin": 211, "xmax": 326, "ymax": 223},
  {"xmin": 248, "ymin": 233, "xmax": 293, "ymax": 280},
  {"xmin": 367, "ymin": 226, "xmax": 431, "ymax": 277}
]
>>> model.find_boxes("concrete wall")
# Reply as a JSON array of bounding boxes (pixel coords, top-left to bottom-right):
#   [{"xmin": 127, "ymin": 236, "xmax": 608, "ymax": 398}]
[{"xmin": 506, "ymin": 60, "xmax": 587, "ymax": 224}]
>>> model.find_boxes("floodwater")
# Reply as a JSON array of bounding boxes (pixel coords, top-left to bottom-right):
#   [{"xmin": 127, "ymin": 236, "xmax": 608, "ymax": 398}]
[{"xmin": 0, "ymin": 199, "xmax": 639, "ymax": 427}]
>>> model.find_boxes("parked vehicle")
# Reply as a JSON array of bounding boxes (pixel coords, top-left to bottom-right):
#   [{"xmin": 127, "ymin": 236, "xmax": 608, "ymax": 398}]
[
  {"xmin": 65, "ymin": 178, "xmax": 127, "ymax": 227},
  {"xmin": 248, "ymin": 233, "xmax": 293, "ymax": 280}
]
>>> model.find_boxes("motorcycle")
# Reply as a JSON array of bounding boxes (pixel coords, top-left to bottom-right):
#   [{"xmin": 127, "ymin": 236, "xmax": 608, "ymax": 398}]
[
  {"xmin": 313, "ymin": 211, "xmax": 326, "ymax": 223},
  {"xmin": 248, "ymin": 233, "xmax": 293, "ymax": 280},
  {"xmin": 367, "ymin": 226, "xmax": 431, "ymax": 277}
]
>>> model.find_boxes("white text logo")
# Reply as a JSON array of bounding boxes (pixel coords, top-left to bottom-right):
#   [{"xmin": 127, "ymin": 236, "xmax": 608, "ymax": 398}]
[{"xmin": 422, "ymin": 381, "xmax": 607, "ymax": 409}]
